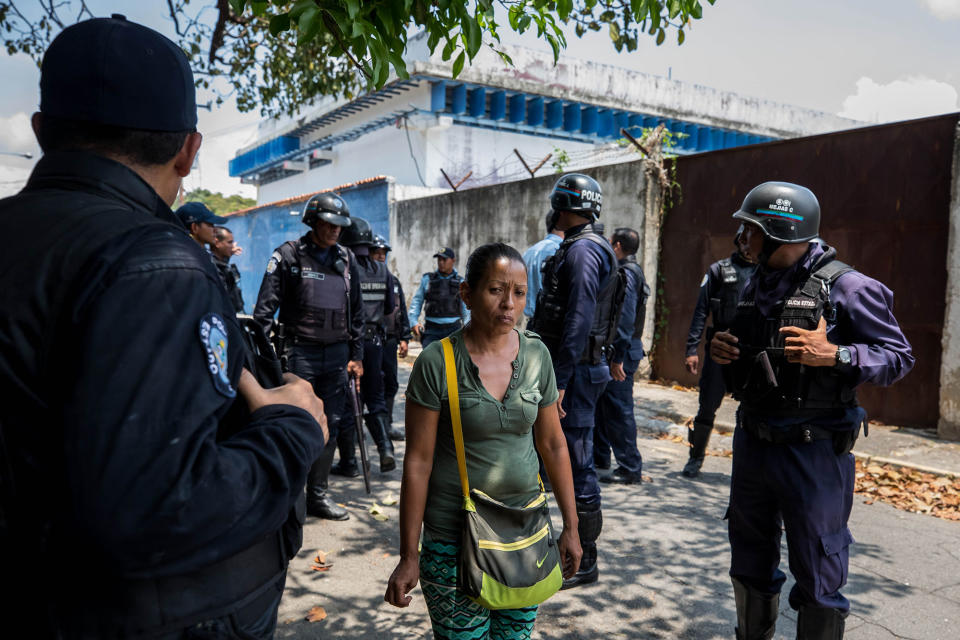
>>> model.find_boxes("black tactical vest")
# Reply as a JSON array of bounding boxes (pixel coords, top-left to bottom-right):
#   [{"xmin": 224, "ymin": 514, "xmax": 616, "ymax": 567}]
[
  {"xmin": 424, "ymin": 271, "xmax": 463, "ymax": 318},
  {"xmin": 621, "ymin": 260, "xmax": 650, "ymax": 340},
  {"xmin": 710, "ymin": 258, "xmax": 741, "ymax": 330},
  {"xmin": 357, "ymin": 256, "xmax": 389, "ymax": 329},
  {"xmin": 278, "ymin": 241, "xmax": 351, "ymax": 343},
  {"xmin": 384, "ymin": 275, "xmax": 403, "ymax": 336},
  {"xmin": 530, "ymin": 224, "xmax": 622, "ymax": 364},
  {"xmin": 728, "ymin": 253, "xmax": 857, "ymax": 414}
]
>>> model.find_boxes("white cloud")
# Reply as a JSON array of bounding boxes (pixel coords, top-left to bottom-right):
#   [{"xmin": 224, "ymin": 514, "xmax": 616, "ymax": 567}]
[
  {"xmin": 839, "ymin": 76, "xmax": 959, "ymax": 123},
  {"xmin": 0, "ymin": 111, "xmax": 39, "ymax": 154},
  {"xmin": 917, "ymin": 0, "xmax": 960, "ymax": 19}
]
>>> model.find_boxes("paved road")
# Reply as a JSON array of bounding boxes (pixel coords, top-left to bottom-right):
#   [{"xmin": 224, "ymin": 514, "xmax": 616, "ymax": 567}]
[{"xmin": 275, "ymin": 367, "xmax": 960, "ymax": 639}]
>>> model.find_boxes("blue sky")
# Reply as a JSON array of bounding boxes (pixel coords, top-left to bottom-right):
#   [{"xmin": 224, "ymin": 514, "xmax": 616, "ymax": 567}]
[{"xmin": 1, "ymin": 0, "xmax": 958, "ymax": 198}]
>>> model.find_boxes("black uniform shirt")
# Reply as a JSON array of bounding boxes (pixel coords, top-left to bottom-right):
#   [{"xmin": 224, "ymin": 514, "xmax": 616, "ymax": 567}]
[
  {"xmin": 0, "ymin": 152, "xmax": 324, "ymax": 585},
  {"xmin": 685, "ymin": 251, "xmax": 757, "ymax": 357}
]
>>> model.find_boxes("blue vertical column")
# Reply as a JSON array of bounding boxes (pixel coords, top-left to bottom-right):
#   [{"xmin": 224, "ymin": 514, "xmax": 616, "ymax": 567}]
[
  {"xmin": 450, "ymin": 84, "xmax": 466, "ymax": 114},
  {"xmin": 430, "ymin": 80, "xmax": 446, "ymax": 112},
  {"xmin": 526, "ymin": 96, "xmax": 544, "ymax": 127},
  {"xmin": 468, "ymin": 86, "xmax": 485, "ymax": 117},
  {"xmin": 597, "ymin": 109, "xmax": 614, "ymax": 138},
  {"xmin": 546, "ymin": 100, "xmax": 563, "ymax": 129},
  {"xmin": 581, "ymin": 106, "xmax": 598, "ymax": 135},
  {"xmin": 563, "ymin": 102, "xmax": 581, "ymax": 132},
  {"xmin": 509, "ymin": 94, "xmax": 526, "ymax": 123},
  {"xmin": 489, "ymin": 90, "xmax": 506, "ymax": 121}
]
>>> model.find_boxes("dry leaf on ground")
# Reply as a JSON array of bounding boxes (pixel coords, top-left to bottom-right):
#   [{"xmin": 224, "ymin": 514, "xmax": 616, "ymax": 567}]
[
  {"xmin": 381, "ymin": 493, "xmax": 398, "ymax": 506},
  {"xmin": 369, "ymin": 503, "xmax": 390, "ymax": 521},
  {"xmin": 305, "ymin": 606, "xmax": 327, "ymax": 622},
  {"xmin": 854, "ymin": 460, "xmax": 960, "ymax": 521},
  {"xmin": 311, "ymin": 550, "xmax": 332, "ymax": 572}
]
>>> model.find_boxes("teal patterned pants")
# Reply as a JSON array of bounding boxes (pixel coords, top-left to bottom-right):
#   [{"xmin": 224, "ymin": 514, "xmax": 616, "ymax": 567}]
[{"xmin": 419, "ymin": 539, "xmax": 538, "ymax": 640}]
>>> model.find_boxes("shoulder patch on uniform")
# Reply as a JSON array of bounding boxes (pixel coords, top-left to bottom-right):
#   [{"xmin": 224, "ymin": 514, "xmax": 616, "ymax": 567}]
[
  {"xmin": 700, "ymin": 273, "xmax": 709, "ymax": 287},
  {"xmin": 199, "ymin": 313, "xmax": 236, "ymax": 398},
  {"xmin": 266, "ymin": 251, "xmax": 281, "ymax": 274}
]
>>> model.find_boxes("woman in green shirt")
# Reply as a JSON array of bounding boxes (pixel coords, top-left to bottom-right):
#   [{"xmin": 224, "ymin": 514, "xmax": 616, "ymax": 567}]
[{"xmin": 385, "ymin": 242, "xmax": 581, "ymax": 639}]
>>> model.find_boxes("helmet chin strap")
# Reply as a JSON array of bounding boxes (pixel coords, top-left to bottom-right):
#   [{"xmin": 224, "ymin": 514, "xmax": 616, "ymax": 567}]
[{"xmin": 758, "ymin": 236, "xmax": 784, "ymax": 266}]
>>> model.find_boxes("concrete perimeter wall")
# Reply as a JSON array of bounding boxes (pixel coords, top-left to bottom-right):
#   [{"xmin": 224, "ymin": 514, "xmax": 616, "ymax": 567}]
[{"xmin": 391, "ymin": 160, "xmax": 654, "ymax": 337}]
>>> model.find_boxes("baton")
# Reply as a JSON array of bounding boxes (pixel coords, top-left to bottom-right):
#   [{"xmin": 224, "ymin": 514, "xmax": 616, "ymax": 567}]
[{"xmin": 348, "ymin": 372, "xmax": 372, "ymax": 494}]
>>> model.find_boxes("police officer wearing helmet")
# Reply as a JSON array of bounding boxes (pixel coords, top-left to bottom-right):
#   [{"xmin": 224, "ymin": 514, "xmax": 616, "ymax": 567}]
[
  {"xmin": 711, "ymin": 182, "xmax": 914, "ymax": 639},
  {"xmin": 681, "ymin": 225, "xmax": 757, "ymax": 477},
  {"xmin": 408, "ymin": 247, "xmax": 470, "ymax": 348},
  {"xmin": 529, "ymin": 173, "xmax": 617, "ymax": 589},
  {"xmin": 371, "ymin": 234, "xmax": 412, "ymax": 440},
  {"xmin": 594, "ymin": 227, "xmax": 650, "ymax": 485},
  {"xmin": 333, "ymin": 218, "xmax": 397, "ymax": 474},
  {"xmin": 0, "ymin": 15, "xmax": 328, "ymax": 638},
  {"xmin": 254, "ymin": 192, "xmax": 365, "ymax": 521}
]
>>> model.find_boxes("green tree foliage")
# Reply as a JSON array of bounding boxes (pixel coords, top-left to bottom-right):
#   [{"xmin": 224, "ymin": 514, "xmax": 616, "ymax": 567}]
[
  {"xmin": 182, "ymin": 188, "xmax": 256, "ymax": 215},
  {"xmin": 1, "ymin": 0, "xmax": 715, "ymax": 118}
]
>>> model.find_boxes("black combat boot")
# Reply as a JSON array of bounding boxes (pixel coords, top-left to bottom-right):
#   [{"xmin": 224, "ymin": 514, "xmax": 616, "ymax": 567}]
[
  {"xmin": 306, "ymin": 441, "xmax": 349, "ymax": 521},
  {"xmin": 732, "ymin": 577, "xmax": 779, "ymax": 640},
  {"xmin": 561, "ymin": 502, "xmax": 602, "ymax": 590},
  {"xmin": 330, "ymin": 427, "xmax": 361, "ymax": 477},
  {"xmin": 682, "ymin": 421, "xmax": 713, "ymax": 478},
  {"xmin": 796, "ymin": 606, "xmax": 846, "ymax": 640},
  {"xmin": 365, "ymin": 413, "xmax": 397, "ymax": 472},
  {"xmin": 384, "ymin": 396, "xmax": 405, "ymax": 441}
]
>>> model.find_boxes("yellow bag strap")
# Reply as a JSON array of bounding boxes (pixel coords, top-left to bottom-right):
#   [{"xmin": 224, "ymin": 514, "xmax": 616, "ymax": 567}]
[{"xmin": 441, "ymin": 337, "xmax": 471, "ymax": 501}]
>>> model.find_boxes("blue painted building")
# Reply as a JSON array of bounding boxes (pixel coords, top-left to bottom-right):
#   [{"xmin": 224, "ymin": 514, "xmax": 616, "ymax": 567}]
[{"xmin": 222, "ymin": 176, "xmax": 392, "ymax": 309}]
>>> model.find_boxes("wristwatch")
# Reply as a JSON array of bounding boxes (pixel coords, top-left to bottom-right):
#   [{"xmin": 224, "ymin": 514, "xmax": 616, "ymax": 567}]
[{"xmin": 835, "ymin": 346, "xmax": 852, "ymax": 367}]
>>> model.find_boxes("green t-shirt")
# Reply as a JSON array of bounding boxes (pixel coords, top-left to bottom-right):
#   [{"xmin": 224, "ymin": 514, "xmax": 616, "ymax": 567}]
[{"xmin": 405, "ymin": 328, "xmax": 559, "ymax": 542}]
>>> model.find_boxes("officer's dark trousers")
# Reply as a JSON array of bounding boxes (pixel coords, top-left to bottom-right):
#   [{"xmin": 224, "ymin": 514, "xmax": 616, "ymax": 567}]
[
  {"xmin": 337, "ymin": 336, "xmax": 388, "ymax": 461},
  {"xmin": 593, "ymin": 357, "xmax": 642, "ymax": 475},
  {"xmin": 421, "ymin": 320, "xmax": 461, "ymax": 349},
  {"xmin": 287, "ymin": 342, "xmax": 349, "ymax": 485},
  {"xmin": 695, "ymin": 348, "xmax": 726, "ymax": 426},
  {"xmin": 727, "ymin": 418, "xmax": 855, "ymax": 613},
  {"xmin": 173, "ymin": 572, "xmax": 287, "ymax": 639},
  {"xmin": 560, "ymin": 362, "xmax": 611, "ymax": 506},
  {"xmin": 382, "ymin": 336, "xmax": 400, "ymax": 417}
]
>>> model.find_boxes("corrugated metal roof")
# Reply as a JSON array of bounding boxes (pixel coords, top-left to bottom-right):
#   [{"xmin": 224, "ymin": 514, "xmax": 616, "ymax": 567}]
[{"xmin": 224, "ymin": 175, "xmax": 390, "ymax": 217}]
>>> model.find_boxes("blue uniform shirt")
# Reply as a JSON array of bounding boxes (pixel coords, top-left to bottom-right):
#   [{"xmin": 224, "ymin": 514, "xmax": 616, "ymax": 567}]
[
  {"xmin": 552, "ymin": 224, "xmax": 615, "ymax": 390},
  {"xmin": 742, "ymin": 242, "xmax": 915, "ymax": 428},
  {"xmin": 407, "ymin": 269, "xmax": 470, "ymax": 326},
  {"xmin": 522, "ymin": 233, "xmax": 563, "ymax": 318}
]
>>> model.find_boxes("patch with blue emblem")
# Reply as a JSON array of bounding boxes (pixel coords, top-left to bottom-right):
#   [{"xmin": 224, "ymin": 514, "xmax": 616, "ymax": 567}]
[{"xmin": 199, "ymin": 313, "xmax": 237, "ymax": 398}]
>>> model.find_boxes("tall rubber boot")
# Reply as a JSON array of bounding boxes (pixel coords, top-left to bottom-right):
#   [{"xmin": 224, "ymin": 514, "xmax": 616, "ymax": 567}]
[
  {"xmin": 732, "ymin": 577, "xmax": 779, "ymax": 640},
  {"xmin": 384, "ymin": 395, "xmax": 405, "ymax": 441},
  {"xmin": 682, "ymin": 421, "xmax": 713, "ymax": 478},
  {"xmin": 365, "ymin": 413, "xmax": 397, "ymax": 472},
  {"xmin": 561, "ymin": 502, "xmax": 602, "ymax": 590},
  {"xmin": 330, "ymin": 425, "xmax": 361, "ymax": 477},
  {"xmin": 305, "ymin": 441, "xmax": 349, "ymax": 520},
  {"xmin": 796, "ymin": 606, "xmax": 846, "ymax": 640}
]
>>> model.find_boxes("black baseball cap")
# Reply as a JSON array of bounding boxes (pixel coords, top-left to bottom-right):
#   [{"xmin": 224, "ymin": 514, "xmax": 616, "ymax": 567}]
[
  {"xmin": 433, "ymin": 247, "xmax": 456, "ymax": 259},
  {"xmin": 176, "ymin": 202, "xmax": 228, "ymax": 227},
  {"xmin": 40, "ymin": 14, "xmax": 197, "ymax": 132}
]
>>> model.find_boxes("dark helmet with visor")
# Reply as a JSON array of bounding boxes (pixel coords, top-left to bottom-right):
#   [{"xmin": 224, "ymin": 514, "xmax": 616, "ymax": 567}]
[
  {"xmin": 732, "ymin": 181, "xmax": 820, "ymax": 243},
  {"xmin": 550, "ymin": 173, "xmax": 602, "ymax": 221},
  {"xmin": 302, "ymin": 192, "xmax": 351, "ymax": 228},
  {"xmin": 372, "ymin": 234, "xmax": 391, "ymax": 251},
  {"xmin": 338, "ymin": 216, "xmax": 374, "ymax": 247}
]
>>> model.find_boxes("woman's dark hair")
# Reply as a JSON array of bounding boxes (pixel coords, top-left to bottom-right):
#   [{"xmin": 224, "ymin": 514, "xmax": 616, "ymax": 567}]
[
  {"xmin": 36, "ymin": 114, "xmax": 193, "ymax": 166},
  {"xmin": 464, "ymin": 242, "xmax": 525, "ymax": 289}
]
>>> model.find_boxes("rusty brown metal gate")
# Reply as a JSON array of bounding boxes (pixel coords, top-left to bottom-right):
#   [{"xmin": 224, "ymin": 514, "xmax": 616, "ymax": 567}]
[{"xmin": 653, "ymin": 113, "xmax": 959, "ymax": 428}]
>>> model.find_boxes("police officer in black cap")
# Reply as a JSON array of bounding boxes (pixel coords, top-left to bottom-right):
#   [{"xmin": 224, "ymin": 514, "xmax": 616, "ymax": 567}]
[
  {"xmin": 254, "ymin": 192, "xmax": 364, "ymax": 521},
  {"xmin": 176, "ymin": 200, "xmax": 228, "ymax": 248},
  {"xmin": 711, "ymin": 182, "xmax": 914, "ymax": 639},
  {"xmin": 529, "ymin": 173, "xmax": 618, "ymax": 589},
  {"xmin": 370, "ymin": 234, "xmax": 411, "ymax": 440},
  {"xmin": 408, "ymin": 246, "xmax": 470, "ymax": 348},
  {"xmin": 333, "ymin": 217, "xmax": 397, "ymax": 475},
  {"xmin": 681, "ymin": 225, "xmax": 757, "ymax": 477},
  {"xmin": 0, "ymin": 15, "xmax": 328, "ymax": 638}
]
